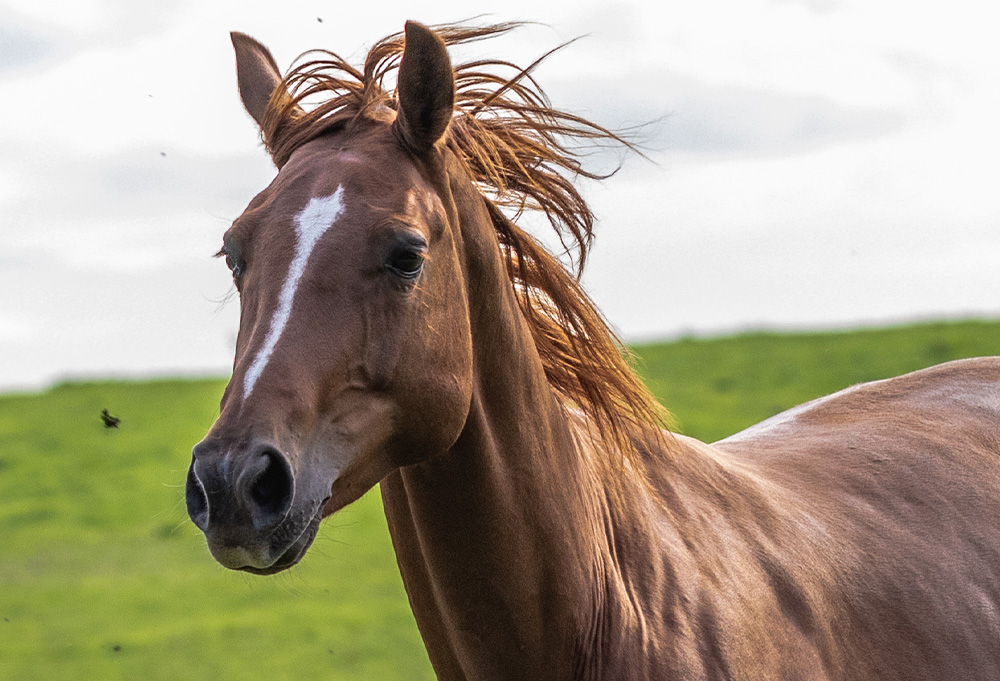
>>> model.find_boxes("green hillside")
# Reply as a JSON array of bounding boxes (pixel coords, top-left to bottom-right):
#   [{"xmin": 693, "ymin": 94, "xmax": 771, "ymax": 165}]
[{"xmin": 1, "ymin": 319, "xmax": 997, "ymax": 680}]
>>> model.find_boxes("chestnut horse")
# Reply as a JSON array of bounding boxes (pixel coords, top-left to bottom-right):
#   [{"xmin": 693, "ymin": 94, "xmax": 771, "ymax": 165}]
[{"xmin": 186, "ymin": 21, "xmax": 1000, "ymax": 680}]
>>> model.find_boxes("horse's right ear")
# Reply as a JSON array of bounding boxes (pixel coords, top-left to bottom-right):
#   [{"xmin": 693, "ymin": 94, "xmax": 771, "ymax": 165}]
[{"xmin": 231, "ymin": 32, "xmax": 291, "ymax": 131}]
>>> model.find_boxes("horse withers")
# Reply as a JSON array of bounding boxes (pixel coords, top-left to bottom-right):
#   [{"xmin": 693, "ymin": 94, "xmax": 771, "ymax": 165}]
[{"xmin": 186, "ymin": 21, "xmax": 1000, "ymax": 680}]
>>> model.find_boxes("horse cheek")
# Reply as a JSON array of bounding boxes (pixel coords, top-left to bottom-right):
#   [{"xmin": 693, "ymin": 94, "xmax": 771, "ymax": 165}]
[{"xmin": 395, "ymin": 304, "xmax": 473, "ymax": 466}]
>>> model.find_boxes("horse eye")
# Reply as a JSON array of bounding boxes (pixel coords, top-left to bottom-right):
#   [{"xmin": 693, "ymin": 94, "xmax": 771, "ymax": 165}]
[
  {"xmin": 386, "ymin": 243, "xmax": 426, "ymax": 279},
  {"xmin": 224, "ymin": 249, "xmax": 245, "ymax": 280}
]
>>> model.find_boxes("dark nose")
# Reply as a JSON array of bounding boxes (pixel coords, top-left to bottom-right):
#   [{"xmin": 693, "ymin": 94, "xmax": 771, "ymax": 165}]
[{"xmin": 186, "ymin": 440, "xmax": 295, "ymax": 533}]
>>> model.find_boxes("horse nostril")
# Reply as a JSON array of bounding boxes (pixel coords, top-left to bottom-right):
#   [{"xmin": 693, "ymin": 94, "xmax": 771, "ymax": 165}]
[
  {"xmin": 186, "ymin": 462, "xmax": 210, "ymax": 532},
  {"xmin": 245, "ymin": 448, "xmax": 294, "ymax": 527}
]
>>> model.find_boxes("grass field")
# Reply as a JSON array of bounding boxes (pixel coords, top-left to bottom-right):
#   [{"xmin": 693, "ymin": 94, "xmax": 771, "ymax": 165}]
[{"xmin": 1, "ymin": 319, "xmax": 997, "ymax": 680}]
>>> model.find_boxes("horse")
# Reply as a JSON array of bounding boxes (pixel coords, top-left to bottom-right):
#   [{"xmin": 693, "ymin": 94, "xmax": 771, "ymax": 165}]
[{"xmin": 185, "ymin": 21, "xmax": 1000, "ymax": 680}]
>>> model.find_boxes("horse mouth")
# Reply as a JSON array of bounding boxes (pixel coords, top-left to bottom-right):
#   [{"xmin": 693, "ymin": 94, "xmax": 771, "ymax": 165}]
[
  {"xmin": 236, "ymin": 503, "xmax": 324, "ymax": 575},
  {"xmin": 238, "ymin": 543, "xmax": 308, "ymax": 575}
]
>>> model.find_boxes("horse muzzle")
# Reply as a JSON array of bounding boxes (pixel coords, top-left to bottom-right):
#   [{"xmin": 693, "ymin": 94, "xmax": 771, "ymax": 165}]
[{"xmin": 185, "ymin": 437, "xmax": 326, "ymax": 574}]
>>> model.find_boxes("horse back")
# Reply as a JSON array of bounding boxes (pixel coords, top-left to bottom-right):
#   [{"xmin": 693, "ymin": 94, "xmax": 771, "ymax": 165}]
[{"xmin": 711, "ymin": 357, "xmax": 1000, "ymax": 680}]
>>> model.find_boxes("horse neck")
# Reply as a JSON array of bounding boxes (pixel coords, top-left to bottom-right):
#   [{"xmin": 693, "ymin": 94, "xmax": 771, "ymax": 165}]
[{"xmin": 379, "ymin": 159, "xmax": 633, "ymax": 678}]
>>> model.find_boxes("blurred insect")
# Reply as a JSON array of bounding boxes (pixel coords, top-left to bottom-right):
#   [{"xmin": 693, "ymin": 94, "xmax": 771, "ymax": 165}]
[{"xmin": 100, "ymin": 409, "xmax": 121, "ymax": 429}]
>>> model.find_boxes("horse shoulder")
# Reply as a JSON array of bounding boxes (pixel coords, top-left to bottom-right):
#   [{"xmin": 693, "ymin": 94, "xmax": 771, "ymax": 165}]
[{"xmin": 572, "ymin": 424, "xmax": 833, "ymax": 679}]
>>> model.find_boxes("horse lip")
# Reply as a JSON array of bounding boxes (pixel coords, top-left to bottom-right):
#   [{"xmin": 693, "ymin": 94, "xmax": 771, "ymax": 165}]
[
  {"xmin": 236, "ymin": 503, "xmax": 323, "ymax": 575},
  {"xmin": 238, "ymin": 540, "xmax": 308, "ymax": 575}
]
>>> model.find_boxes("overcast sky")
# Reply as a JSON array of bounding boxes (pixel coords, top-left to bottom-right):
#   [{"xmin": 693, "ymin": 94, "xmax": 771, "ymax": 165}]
[{"xmin": 1, "ymin": 0, "xmax": 997, "ymax": 391}]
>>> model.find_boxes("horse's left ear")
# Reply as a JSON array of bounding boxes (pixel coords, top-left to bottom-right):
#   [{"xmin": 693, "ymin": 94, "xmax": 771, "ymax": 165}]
[{"xmin": 393, "ymin": 21, "xmax": 455, "ymax": 154}]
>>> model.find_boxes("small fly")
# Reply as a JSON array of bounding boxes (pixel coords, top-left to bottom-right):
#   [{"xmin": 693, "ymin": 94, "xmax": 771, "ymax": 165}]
[{"xmin": 101, "ymin": 409, "xmax": 121, "ymax": 429}]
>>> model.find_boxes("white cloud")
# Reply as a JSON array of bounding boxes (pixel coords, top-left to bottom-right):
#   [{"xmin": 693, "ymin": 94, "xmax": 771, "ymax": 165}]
[
  {"xmin": 0, "ymin": 258, "xmax": 238, "ymax": 390},
  {"xmin": 0, "ymin": 312, "xmax": 35, "ymax": 343},
  {"xmin": 2, "ymin": 148, "xmax": 275, "ymax": 272},
  {"xmin": 0, "ymin": 9, "xmax": 57, "ymax": 74},
  {"xmin": 547, "ymin": 71, "xmax": 907, "ymax": 156}
]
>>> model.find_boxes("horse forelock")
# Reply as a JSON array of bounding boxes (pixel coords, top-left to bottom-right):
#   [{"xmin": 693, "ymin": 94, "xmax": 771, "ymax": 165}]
[{"xmin": 259, "ymin": 21, "xmax": 677, "ymax": 461}]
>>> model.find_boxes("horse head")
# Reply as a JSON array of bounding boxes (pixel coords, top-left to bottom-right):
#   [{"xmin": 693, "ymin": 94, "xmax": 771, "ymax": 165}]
[{"xmin": 186, "ymin": 23, "xmax": 474, "ymax": 574}]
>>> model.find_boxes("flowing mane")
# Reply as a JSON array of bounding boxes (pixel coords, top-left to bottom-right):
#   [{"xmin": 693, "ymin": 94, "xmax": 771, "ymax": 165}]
[{"xmin": 258, "ymin": 22, "xmax": 673, "ymax": 456}]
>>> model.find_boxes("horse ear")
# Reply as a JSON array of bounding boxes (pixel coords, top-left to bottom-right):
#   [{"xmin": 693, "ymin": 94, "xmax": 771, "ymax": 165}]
[
  {"xmin": 393, "ymin": 21, "xmax": 455, "ymax": 154},
  {"xmin": 231, "ymin": 32, "xmax": 290, "ymax": 130}
]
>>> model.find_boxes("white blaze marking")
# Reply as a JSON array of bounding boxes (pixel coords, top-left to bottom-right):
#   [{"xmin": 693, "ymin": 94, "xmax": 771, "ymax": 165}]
[{"xmin": 243, "ymin": 187, "xmax": 345, "ymax": 400}]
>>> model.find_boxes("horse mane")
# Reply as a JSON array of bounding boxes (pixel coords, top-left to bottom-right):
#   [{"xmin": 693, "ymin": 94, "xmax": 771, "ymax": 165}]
[{"xmin": 260, "ymin": 22, "xmax": 675, "ymax": 458}]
